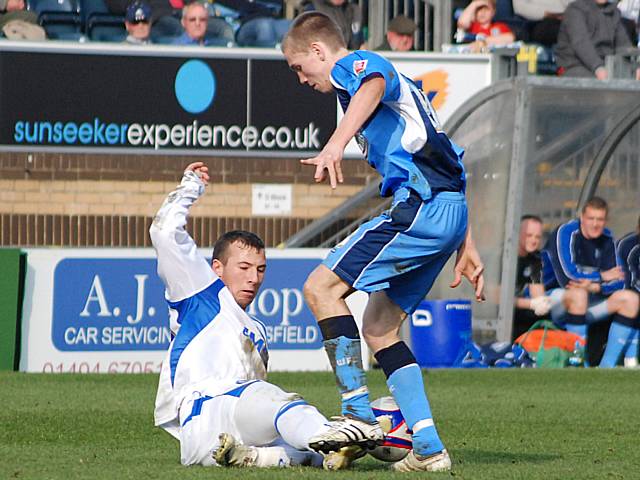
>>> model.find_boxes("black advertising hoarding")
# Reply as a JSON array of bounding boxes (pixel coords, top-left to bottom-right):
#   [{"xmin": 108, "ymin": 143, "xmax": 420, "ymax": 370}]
[{"xmin": 0, "ymin": 44, "xmax": 337, "ymax": 155}]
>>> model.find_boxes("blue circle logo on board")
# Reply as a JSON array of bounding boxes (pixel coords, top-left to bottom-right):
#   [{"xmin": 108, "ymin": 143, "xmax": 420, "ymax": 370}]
[{"xmin": 174, "ymin": 60, "xmax": 216, "ymax": 114}]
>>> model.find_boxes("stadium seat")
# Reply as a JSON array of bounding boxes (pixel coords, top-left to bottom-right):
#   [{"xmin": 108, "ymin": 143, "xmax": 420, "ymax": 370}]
[
  {"xmin": 28, "ymin": 0, "xmax": 83, "ymax": 40},
  {"xmin": 80, "ymin": 0, "xmax": 125, "ymax": 42}
]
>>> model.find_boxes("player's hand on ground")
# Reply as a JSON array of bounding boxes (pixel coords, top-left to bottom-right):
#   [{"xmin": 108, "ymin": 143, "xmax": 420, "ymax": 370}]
[
  {"xmin": 450, "ymin": 232, "xmax": 485, "ymax": 301},
  {"xmin": 185, "ymin": 162, "xmax": 210, "ymax": 185},
  {"xmin": 300, "ymin": 143, "xmax": 344, "ymax": 189}
]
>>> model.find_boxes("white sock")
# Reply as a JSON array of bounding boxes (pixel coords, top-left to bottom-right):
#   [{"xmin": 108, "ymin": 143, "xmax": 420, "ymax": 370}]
[
  {"xmin": 275, "ymin": 403, "xmax": 330, "ymax": 450},
  {"xmin": 254, "ymin": 443, "xmax": 322, "ymax": 467}
]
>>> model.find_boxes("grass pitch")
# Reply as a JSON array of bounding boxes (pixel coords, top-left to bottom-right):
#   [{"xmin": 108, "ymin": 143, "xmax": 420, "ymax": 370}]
[{"xmin": 1, "ymin": 369, "xmax": 639, "ymax": 479}]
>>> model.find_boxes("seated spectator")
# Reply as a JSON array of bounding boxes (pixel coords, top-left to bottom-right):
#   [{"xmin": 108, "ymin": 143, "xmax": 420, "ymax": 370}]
[
  {"xmin": 512, "ymin": 0, "xmax": 573, "ymax": 47},
  {"xmin": 457, "ymin": 0, "xmax": 515, "ymax": 52},
  {"xmin": 298, "ymin": 0, "xmax": 364, "ymax": 49},
  {"xmin": 0, "ymin": 0, "xmax": 46, "ymax": 40},
  {"xmin": 124, "ymin": 1, "xmax": 152, "ymax": 44},
  {"xmin": 555, "ymin": 0, "xmax": 639, "ymax": 79},
  {"xmin": 105, "ymin": 0, "xmax": 182, "ymax": 41},
  {"xmin": 174, "ymin": 1, "xmax": 233, "ymax": 46},
  {"xmin": 615, "ymin": 215, "xmax": 640, "ymax": 367},
  {"xmin": 174, "ymin": 1, "xmax": 208, "ymax": 45},
  {"xmin": 513, "ymin": 215, "xmax": 552, "ymax": 341},
  {"xmin": 541, "ymin": 197, "xmax": 640, "ymax": 367},
  {"xmin": 219, "ymin": 0, "xmax": 290, "ymax": 47},
  {"xmin": 374, "ymin": 14, "xmax": 416, "ymax": 51}
]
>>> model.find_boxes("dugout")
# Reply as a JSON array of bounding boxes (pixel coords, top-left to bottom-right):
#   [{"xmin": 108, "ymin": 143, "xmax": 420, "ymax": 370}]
[{"xmin": 440, "ymin": 76, "xmax": 640, "ymax": 342}]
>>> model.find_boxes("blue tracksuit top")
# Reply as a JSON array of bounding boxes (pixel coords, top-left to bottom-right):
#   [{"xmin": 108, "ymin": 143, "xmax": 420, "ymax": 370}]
[{"xmin": 541, "ymin": 219, "xmax": 623, "ymax": 295}]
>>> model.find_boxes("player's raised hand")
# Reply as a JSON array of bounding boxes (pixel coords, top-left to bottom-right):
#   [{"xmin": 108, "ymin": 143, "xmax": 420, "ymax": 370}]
[
  {"xmin": 300, "ymin": 143, "xmax": 344, "ymax": 189},
  {"xmin": 185, "ymin": 161, "xmax": 210, "ymax": 185},
  {"xmin": 450, "ymin": 229, "xmax": 485, "ymax": 301}
]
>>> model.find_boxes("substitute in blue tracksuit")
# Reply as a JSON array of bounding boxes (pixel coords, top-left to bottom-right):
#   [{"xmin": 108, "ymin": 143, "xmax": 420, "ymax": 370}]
[
  {"xmin": 615, "ymin": 216, "xmax": 640, "ymax": 367},
  {"xmin": 541, "ymin": 197, "xmax": 639, "ymax": 367}
]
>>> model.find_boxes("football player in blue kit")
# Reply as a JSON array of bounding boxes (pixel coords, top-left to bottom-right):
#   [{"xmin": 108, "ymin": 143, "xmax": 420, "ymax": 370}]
[
  {"xmin": 281, "ymin": 12, "xmax": 485, "ymax": 472},
  {"xmin": 614, "ymin": 215, "xmax": 640, "ymax": 367},
  {"xmin": 541, "ymin": 197, "xmax": 639, "ymax": 367}
]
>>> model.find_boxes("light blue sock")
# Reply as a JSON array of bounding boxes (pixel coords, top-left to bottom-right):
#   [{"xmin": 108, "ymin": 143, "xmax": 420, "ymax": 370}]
[
  {"xmin": 599, "ymin": 322, "xmax": 635, "ymax": 368},
  {"xmin": 564, "ymin": 323, "xmax": 587, "ymax": 339},
  {"xmin": 624, "ymin": 329, "xmax": 639, "ymax": 365},
  {"xmin": 387, "ymin": 364, "xmax": 444, "ymax": 456},
  {"xmin": 324, "ymin": 337, "xmax": 376, "ymax": 423},
  {"xmin": 564, "ymin": 324, "xmax": 589, "ymax": 367}
]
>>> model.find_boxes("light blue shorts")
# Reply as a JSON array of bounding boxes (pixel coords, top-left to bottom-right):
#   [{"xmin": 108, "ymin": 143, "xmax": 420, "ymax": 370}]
[{"xmin": 323, "ymin": 188, "xmax": 468, "ymax": 314}]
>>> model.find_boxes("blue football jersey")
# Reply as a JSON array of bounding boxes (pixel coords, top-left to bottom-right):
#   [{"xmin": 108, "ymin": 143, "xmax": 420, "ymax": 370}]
[
  {"xmin": 330, "ymin": 50, "xmax": 466, "ymax": 200},
  {"xmin": 617, "ymin": 232, "xmax": 640, "ymax": 293}
]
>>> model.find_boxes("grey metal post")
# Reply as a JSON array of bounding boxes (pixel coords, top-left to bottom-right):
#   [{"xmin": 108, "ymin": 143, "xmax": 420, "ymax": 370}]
[
  {"xmin": 496, "ymin": 79, "xmax": 530, "ymax": 342},
  {"xmin": 369, "ymin": 0, "xmax": 388, "ymax": 53}
]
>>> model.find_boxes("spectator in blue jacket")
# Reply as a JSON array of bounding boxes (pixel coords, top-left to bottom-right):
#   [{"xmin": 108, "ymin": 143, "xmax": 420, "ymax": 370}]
[
  {"xmin": 614, "ymin": 215, "xmax": 640, "ymax": 367},
  {"xmin": 541, "ymin": 197, "xmax": 639, "ymax": 366}
]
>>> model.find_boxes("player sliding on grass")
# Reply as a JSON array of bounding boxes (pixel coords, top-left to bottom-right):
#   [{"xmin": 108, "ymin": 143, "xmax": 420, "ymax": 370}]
[
  {"xmin": 282, "ymin": 12, "xmax": 485, "ymax": 472},
  {"xmin": 151, "ymin": 162, "xmax": 354, "ymax": 470}
]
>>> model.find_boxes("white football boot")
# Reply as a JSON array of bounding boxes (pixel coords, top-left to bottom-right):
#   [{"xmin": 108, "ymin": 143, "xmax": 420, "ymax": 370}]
[
  {"xmin": 213, "ymin": 433, "xmax": 258, "ymax": 467},
  {"xmin": 308, "ymin": 416, "xmax": 384, "ymax": 453},
  {"xmin": 391, "ymin": 449, "xmax": 452, "ymax": 472},
  {"xmin": 322, "ymin": 445, "xmax": 367, "ymax": 471}
]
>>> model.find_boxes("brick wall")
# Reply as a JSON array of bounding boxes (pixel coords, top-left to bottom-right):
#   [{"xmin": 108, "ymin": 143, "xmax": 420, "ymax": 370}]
[{"xmin": 0, "ymin": 152, "xmax": 377, "ymax": 247}]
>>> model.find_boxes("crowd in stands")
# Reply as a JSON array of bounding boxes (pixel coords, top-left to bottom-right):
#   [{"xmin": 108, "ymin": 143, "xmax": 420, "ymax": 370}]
[
  {"xmin": 0, "ymin": 0, "xmax": 637, "ymax": 78},
  {"xmin": 513, "ymin": 198, "xmax": 640, "ymax": 368}
]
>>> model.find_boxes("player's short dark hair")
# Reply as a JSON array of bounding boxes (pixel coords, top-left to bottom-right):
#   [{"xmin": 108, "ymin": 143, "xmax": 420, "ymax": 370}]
[
  {"xmin": 521, "ymin": 214, "xmax": 542, "ymax": 224},
  {"xmin": 281, "ymin": 11, "xmax": 346, "ymax": 54},
  {"xmin": 582, "ymin": 196, "xmax": 608, "ymax": 214},
  {"xmin": 212, "ymin": 230, "xmax": 265, "ymax": 264}
]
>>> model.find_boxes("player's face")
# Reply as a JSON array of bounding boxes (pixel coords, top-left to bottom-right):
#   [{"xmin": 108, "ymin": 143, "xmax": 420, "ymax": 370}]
[
  {"xmin": 519, "ymin": 219, "xmax": 542, "ymax": 254},
  {"xmin": 285, "ymin": 46, "xmax": 334, "ymax": 93},
  {"xmin": 212, "ymin": 241, "xmax": 266, "ymax": 309},
  {"xmin": 580, "ymin": 207, "xmax": 607, "ymax": 239}
]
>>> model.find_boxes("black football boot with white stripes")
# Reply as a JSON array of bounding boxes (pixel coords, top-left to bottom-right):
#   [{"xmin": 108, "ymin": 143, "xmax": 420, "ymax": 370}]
[{"xmin": 308, "ymin": 415, "xmax": 384, "ymax": 453}]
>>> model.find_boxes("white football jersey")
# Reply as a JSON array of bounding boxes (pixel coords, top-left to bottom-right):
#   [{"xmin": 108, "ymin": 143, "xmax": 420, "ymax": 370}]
[{"xmin": 151, "ymin": 171, "xmax": 268, "ymax": 439}]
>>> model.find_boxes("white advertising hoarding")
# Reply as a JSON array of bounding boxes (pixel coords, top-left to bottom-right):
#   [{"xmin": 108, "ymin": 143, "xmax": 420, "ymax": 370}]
[{"xmin": 20, "ymin": 248, "xmax": 368, "ymax": 373}]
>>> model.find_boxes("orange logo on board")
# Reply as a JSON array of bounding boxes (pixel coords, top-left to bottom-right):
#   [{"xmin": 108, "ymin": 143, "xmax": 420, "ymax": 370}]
[{"xmin": 414, "ymin": 69, "xmax": 449, "ymax": 111}]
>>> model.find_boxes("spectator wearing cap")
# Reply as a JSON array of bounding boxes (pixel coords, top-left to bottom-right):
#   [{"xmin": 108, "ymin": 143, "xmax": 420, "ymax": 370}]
[
  {"xmin": 374, "ymin": 14, "xmax": 416, "ymax": 51},
  {"xmin": 125, "ymin": 1, "xmax": 152, "ymax": 44},
  {"xmin": 105, "ymin": 0, "xmax": 182, "ymax": 42}
]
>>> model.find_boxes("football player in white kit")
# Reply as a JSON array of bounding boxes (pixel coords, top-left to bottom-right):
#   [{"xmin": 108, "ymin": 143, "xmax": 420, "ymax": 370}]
[{"xmin": 151, "ymin": 162, "xmax": 350, "ymax": 469}]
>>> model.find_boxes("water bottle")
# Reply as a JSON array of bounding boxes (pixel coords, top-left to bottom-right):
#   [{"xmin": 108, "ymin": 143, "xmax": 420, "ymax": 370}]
[{"xmin": 568, "ymin": 341, "xmax": 584, "ymax": 367}]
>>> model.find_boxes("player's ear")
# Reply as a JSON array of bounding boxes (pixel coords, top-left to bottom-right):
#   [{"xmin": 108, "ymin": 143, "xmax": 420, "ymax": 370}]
[
  {"xmin": 310, "ymin": 41, "xmax": 325, "ymax": 60},
  {"xmin": 211, "ymin": 258, "xmax": 224, "ymax": 277}
]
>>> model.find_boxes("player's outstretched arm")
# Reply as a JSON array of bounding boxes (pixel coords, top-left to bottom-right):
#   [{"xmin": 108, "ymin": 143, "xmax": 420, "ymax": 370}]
[
  {"xmin": 450, "ymin": 227, "xmax": 486, "ymax": 301},
  {"xmin": 300, "ymin": 77, "xmax": 385, "ymax": 189},
  {"xmin": 150, "ymin": 162, "xmax": 215, "ymax": 302}
]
